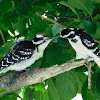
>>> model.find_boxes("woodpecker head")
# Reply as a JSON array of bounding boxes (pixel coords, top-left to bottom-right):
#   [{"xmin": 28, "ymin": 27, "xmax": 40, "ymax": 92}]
[
  {"xmin": 55, "ymin": 28, "xmax": 76, "ymax": 39},
  {"xmin": 32, "ymin": 33, "xmax": 54, "ymax": 45},
  {"xmin": 60, "ymin": 28, "xmax": 76, "ymax": 39}
]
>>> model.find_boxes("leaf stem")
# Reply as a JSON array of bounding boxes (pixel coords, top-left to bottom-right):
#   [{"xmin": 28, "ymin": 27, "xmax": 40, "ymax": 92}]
[{"xmin": 0, "ymin": 29, "xmax": 6, "ymax": 43}]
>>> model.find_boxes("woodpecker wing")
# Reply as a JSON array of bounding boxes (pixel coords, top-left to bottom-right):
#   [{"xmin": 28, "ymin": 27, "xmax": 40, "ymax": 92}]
[
  {"xmin": 0, "ymin": 40, "xmax": 35, "ymax": 70},
  {"xmin": 79, "ymin": 29, "xmax": 99, "ymax": 55}
]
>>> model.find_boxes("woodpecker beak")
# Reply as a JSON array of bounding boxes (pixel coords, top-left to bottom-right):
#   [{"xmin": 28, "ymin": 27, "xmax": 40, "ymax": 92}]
[
  {"xmin": 58, "ymin": 33, "xmax": 64, "ymax": 38},
  {"xmin": 45, "ymin": 37, "xmax": 56, "ymax": 40},
  {"xmin": 55, "ymin": 34, "xmax": 63, "ymax": 38},
  {"xmin": 44, "ymin": 34, "xmax": 62, "ymax": 41}
]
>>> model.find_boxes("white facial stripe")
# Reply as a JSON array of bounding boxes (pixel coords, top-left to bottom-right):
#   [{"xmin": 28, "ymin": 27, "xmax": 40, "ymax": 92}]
[
  {"xmin": 63, "ymin": 31, "xmax": 75, "ymax": 38},
  {"xmin": 69, "ymin": 28, "xmax": 74, "ymax": 30},
  {"xmin": 90, "ymin": 47, "xmax": 98, "ymax": 52},
  {"xmin": 63, "ymin": 34, "xmax": 70, "ymax": 38},
  {"xmin": 36, "ymin": 34, "xmax": 43, "ymax": 38},
  {"xmin": 69, "ymin": 31, "xmax": 75, "ymax": 34},
  {"xmin": 32, "ymin": 40, "xmax": 44, "ymax": 44}
]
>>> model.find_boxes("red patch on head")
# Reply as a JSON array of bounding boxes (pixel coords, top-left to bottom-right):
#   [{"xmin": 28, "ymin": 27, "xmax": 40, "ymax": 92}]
[{"xmin": 41, "ymin": 33, "xmax": 47, "ymax": 36}]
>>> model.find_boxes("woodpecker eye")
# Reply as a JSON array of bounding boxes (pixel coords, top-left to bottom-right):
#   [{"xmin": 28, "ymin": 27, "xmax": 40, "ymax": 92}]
[
  {"xmin": 61, "ymin": 28, "xmax": 71, "ymax": 36},
  {"xmin": 34, "ymin": 37, "xmax": 43, "ymax": 42}
]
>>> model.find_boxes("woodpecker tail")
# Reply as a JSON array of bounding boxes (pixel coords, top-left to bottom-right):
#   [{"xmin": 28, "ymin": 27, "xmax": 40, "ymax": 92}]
[{"xmin": 0, "ymin": 62, "xmax": 7, "ymax": 74}]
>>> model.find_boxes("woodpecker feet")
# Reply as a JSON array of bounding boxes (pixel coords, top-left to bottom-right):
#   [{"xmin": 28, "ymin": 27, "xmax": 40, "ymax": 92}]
[
  {"xmin": 85, "ymin": 56, "xmax": 94, "ymax": 74},
  {"xmin": 85, "ymin": 56, "xmax": 94, "ymax": 65}
]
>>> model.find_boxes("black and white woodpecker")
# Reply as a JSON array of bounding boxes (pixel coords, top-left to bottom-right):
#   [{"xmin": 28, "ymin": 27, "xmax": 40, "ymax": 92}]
[
  {"xmin": 0, "ymin": 33, "xmax": 55, "ymax": 73},
  {"xmin": 58, "ymin": 27, "xmax": 100, "ymax": 67},
  {"xmin": 0, "ymin": 33, "xmax": 55, "ymax": 86}
]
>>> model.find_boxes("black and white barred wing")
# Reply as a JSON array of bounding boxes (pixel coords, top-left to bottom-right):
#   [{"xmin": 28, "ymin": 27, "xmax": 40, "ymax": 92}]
[
  {"xmin": 79, "ymin": 30, "xmax": 99, "ymax": 56},
  {"xmin": 0, "ymin": 40, "xmax": 35, "ymax": 71}
]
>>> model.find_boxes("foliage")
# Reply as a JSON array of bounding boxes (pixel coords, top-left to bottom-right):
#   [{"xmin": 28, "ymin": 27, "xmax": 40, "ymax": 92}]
[{"xmin": 0, "ymin": 0, "xmax": 100, "ymax": 100}]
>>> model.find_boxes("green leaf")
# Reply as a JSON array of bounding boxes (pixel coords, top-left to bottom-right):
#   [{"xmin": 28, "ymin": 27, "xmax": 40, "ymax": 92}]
[
  {"xmin": 2, "ymin": 12, "xmax": 15, "ymax": 35},
  {"xmin": 76, "ymin": 72, "xmax": 87, "ymax": 93},
  {"xmin": 47, "ymin": 79, "xmax": 60, "ymax": 100},
  {"xmin": 57, "ymin": 38, "xmax": 69, "ymax": 47},
  {"xmin": 52, "ymin": 24, "xmax": 63, "ymax": 36},
  {"xmin": 34, "ymin": 83, "xmax": 47, "ymax": 93},
  {"xmin": 0, "ymin": 93, "xmax": 22, "ymax": 100},
  {"xmin": 13, "ymin": 18, "xmax": 29, "ymax": 35},
  {"xmin": 0, "ymin": 89, "xmax": 7, "ymax": 94},
  {"xmin": 34, "ymin": 90, "xmax": 49, "ymax": 100},
  {"xmin": 14, "ymin": 0, "xmax": 32, "ymax": 16},
  {"xmin": 95, "ymin": 69, "xmax": 100, "ymax": 93},
  {"xmin": 0, "ymin": 0, "xmax": 12, "ymax": 16},
  {"xmin": 91, "ymin": 22, "xmax": 100, "ymax": 40},
  {"xmin": 59, "ymin": 1, "xmax": 79, "ymax": 19},
  {"xmin": 69, "ymin": 0, "xmax": 93, "ymax": 16},
  {"xmin": 44, "ymin": 25, "xmax": 53, "ymax": 37},
  {"xmin": 0, "ymin": 40, "xmax": 15, "ymax": 59},
  {"xmin": 28, "ymin": 83, "xmax": 49, "ymax": 100},
  {"xmin": 82, "ymin": 79, "xmax": 96, "ymax": 100},
  {"xmin": 82, "ymin": 19, "xmax": 97, "ymax": 35},
  {"xmin": 60, "ymin": 0, "xmax": 93, "ymax": 18},
  {"xmin": 34, "ymin": 0, "xmax": 47, "ymax": 6},
  {"xmin": 56, "ymin": 70, "xmax": 78, "ymax": 100},
  {"xmin": 22, "ymin": 87, "xmax": 34, "ymax": 100},
  {"xmin": 30, "ymin": 15, "xmax": 46, "ymax": 33},
  {"xmin": 93, "ymin": 0, "xmax": 100, "ymax": 4},
  {"xmin": 41, "ymin": 43, "xmax": 70, "ymax": 68}
]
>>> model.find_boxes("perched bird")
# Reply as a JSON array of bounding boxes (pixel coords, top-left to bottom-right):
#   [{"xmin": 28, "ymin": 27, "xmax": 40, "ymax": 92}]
[
  {"xmin": 0, "ymin": 33, "xmax": 54, "ymax": 74},
  {"xmin": 59, "ymin": 27, "xmax": 100, "ymax": 67},
  {"xmin": 0, "ymin": 33, "xmax": 55, "ymax": 86}
]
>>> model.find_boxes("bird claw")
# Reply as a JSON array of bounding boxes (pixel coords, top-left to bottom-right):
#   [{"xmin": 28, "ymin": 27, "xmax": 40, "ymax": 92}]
[
  {"xmin": 85, "ymin": 56, "xmax": 93, "ymax": 65},
  {"xmin": 85, "ymin": 56, "xmax": 94, "ymax": 74}
]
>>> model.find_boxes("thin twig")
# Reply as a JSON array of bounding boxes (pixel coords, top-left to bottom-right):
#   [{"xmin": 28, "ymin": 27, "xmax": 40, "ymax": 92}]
[
  {"xmin": 35, "ymin": 12, "xmax": 66, "ymax": 29},
  {"xmin": 39, "ymin": 11, "xmax": 78, "ymax": 19},
  {"xmin": 94, "ymin": 39, "xmax": 100, "ymax": 44},
  {"xmin": 88, "ymin": 62, "xmax": 91, "ymax": 89},
  {"xmin": 0, "ymin": 29, "xmax": 6, "ymax": 43},
  {"xmin": 39, "ymin": 11, "xmax": 90, "ymax": 19},
  {"xmin": 35, "ymin": 12, "xmax": 100, "ymax": 44}
]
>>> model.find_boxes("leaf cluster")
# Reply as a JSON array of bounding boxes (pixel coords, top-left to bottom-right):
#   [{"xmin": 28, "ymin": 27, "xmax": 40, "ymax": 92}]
[{"xmin": 0, "ymin": 0, "xmax": 100, "ymax": 100}]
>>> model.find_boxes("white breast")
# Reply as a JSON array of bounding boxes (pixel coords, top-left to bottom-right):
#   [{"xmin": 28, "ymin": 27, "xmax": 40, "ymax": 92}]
[
  {"xmin": 68, "ymin": 36, "xmax": 95, "ymax": 59},
  {"xmin": 68, "ymin": 36, "xmax": 100, "ymax": 67}
]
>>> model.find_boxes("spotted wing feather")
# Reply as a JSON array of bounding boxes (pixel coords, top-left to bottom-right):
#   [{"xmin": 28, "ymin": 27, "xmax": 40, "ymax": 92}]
[
  {"xmin": 0, "ymin": 40, "xmax": 35, "ymax": 70},
  {"xmin": 78, "ymin": 29, "xmax": 100, "ymax": 56}
]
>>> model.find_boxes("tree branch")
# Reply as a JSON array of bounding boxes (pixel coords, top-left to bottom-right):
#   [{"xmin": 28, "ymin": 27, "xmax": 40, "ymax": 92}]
[
  {"xmin": 88, "ymin": 62, "xmax": 91, "ymax": 89},
  {"xmin": 35, "ymin": 12, "xmax": 66, "ymax": 29},
  {"xmin": 35, "ymin": 12, "xmax": 100, "ymax": 44},
  {"xmin": 0, "ymin": 58, "xmax": 93, "ymax": 98}
]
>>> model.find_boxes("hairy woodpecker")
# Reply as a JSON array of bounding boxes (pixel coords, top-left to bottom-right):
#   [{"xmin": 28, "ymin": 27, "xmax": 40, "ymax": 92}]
[
  {"xmin": 59, "ymin": 27, "xmax": 100, "ymax": 67},
  {"xmin": 0, "ymin": 33, "xmax": 54, "ymax": 74}
]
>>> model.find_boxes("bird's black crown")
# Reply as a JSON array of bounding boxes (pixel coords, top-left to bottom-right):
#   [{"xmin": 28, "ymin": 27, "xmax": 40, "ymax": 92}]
[{"xmin": 61, "ymin": 28, "xmax": 76, "ymax": 38}]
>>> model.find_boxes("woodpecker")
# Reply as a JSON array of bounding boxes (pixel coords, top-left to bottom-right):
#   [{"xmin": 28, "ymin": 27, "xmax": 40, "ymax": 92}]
[
  {"xmin": 59, "ymin": 27, "xmax": 100, "ymax": 67},
  {"xmin": 0, "ymin": 33, "xmax": 54, "ymax": 74}
]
